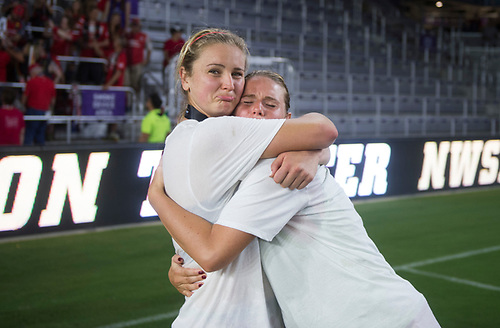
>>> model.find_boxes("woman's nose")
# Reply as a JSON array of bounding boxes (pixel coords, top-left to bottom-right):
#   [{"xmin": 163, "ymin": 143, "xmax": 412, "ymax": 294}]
[
  {"xmin": 221, "ymin": 73, "xmax": 234, "ymax": 91},
  {"xmin": 252, "ymin": 103, "xmax": 265, "ymax": 116}
]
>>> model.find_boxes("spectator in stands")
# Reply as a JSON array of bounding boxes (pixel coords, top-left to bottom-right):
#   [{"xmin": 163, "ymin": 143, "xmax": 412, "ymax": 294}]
[
  {"xmin": 96, "ymin": 0, "xmax": 108, "ymax": 21},
  {"xmin": 0, "ymin": 38, "xmax": 12, "ymax": 82},
  {"xmin": 49, "ymin": 15, "xmax": 78, "ymax": 82},
  {"xmin": 125, "ymin": 17, "xmax": 151, "ymax": 93},
  {"xmin": 29, "ymin": 0, "xmax": 53, "ymax": 44},
  {"xmin": 22, "ymin": 63, "xmax": 55, "ymax": 146},
  {"xmin": 77, "ymin": 6, "xmax": 108, "ymax": 85},
  {"xmin": 104, "ymin": 8, "xmax": 123, "ymax": 57},
  {"xmin": 103, "ymin": 36, "xmax": 126, "ymax": 89},
  {"xmin": 0, "ymin": 88, "xmax": 25, "ymax": 145},
  {"xmin": 69, "ymin": 0, "xmax": 85, "ymax": 34},
  {"xmin": 162, "ymin": 26, "xmax": 184, "ymax": 70},
  {"xmin": 50, "ymin": 15, "xmax": 74, "ymax": 58},
  {"xmin": 33, "ymin": 39, "xmax": 64, "ymax": 84},
  {"xmin": 103, "ymin": 0, "xmax": 130, "ymax": 31},
  {"xmin": 139, "ymin": 92, "xmax": 171, "ymax": 143},
  {"xmin": 103, "ymin": 36, "xmax": 127, "ymax": 141},
  {"xmin": 3, "ymin": 3, "xmax": 26, "ymax": 47}
]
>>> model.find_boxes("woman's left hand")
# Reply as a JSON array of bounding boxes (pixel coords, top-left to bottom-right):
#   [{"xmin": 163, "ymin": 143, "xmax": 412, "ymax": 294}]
[{"xmin": 270, "ymin": 150, "xmax": 321, "ymax": 190}]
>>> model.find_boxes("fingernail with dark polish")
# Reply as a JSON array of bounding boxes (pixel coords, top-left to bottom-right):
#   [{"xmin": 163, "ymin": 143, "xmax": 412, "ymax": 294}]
[{"xmin": 202, "ymin": 275, "xmax": 207, "ymax": 279}]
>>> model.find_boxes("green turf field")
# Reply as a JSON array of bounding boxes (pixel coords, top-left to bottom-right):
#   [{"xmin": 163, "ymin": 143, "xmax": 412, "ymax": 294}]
[{"xmin": 1, "ymin": 187, "xmax": 499, "ymax": 327}]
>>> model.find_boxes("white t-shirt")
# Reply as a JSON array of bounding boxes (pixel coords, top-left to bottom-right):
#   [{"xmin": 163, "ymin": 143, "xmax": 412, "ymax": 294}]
[
  {"xmin": 217, "ymin": 159, "xmax": 440, "ymax": 328},
  {"xmin": 162, "ymin": 117, "xmax": 286, "ymax": 328}
]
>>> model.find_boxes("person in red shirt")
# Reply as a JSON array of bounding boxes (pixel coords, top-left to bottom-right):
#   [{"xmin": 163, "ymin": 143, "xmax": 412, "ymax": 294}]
[
  {"xmin": 50, "ymin": 15, "xmax": 74, "ymax": 58},
  {"xmin": 5, "ymin": 4, "xmax": 26, "ymax": 47},
  {"xmin": 0, "ymin": 40, "xmax": 12, "ymax": 82},
  {"xmin": 163, "ymin": 26, "xmax": 184, "ymax": 69},
  {"xmin": 0, "ymin": 88, "xmax": 25, "ymax": 145},
  {"xmin": 22, "ymin": 64, "xmax": 56, "ymax": 145},
  {"xmin": 78, "ymin": 6, "xmax": 108, "ymax": 85},
  {"xmin": 104, "ymin": 36, "xmax": 126, "ymax": 89},
  {"xmin": 125, "ymin": 18, "xmax": 151, "ymax": 92}
]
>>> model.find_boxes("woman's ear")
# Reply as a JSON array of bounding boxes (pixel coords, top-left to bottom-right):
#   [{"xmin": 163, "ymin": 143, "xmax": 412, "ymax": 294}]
[{"xmin": 180, "ymin": 67, "xmax": 190, "ymax": 92}]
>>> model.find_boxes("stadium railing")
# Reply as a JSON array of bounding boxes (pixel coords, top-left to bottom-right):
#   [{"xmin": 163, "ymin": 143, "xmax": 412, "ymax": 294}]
[{"xmin": 0, "ymin": 81, "xmax": 141, "ymax": 144}]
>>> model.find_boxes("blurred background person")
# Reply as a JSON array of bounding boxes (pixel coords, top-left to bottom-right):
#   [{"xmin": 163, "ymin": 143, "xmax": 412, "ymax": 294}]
[
  {"xmin": 29, "ymin": 0, "xmax": 53, "ymax": 47},
  {"xmin": 103, "ymin": 36, "xmax": 127, "ymax": 141},
  {"xmin": 103, "ymin": 0, "xmax": 130, "ymax": 31},
  {"xmin": 138, "ymin": 92, "xmax": 171, "ymax": 143},
  {"xmin": 103, "ymin": 8, "xmax": 123, "ymax": 58},
  {"xmin": 77, "ymin": 6, "xmax": 108, "ymax": 85},
  {"xmin": 125, "ymin": 17, "xmax": 151, "ymax": 93},
  {"xmin": 0, "ymin": 88, "xmax": 25, "ymax": 146},
  {"xmin": 22, "ymin": 63, "xmax": 55, "ymax": 146},
  {"xmin": 103, "ymin": 36, "xmax": 126, "ymax": 89},
  {"xmin": 162, "ymin": 26, "xmax": 184, "ymax": 70}
]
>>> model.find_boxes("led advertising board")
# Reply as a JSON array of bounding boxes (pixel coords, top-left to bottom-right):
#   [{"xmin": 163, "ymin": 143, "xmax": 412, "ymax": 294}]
[{"xmin": 1, "ymin": 138, "xmax": 498, "ymax": 238}]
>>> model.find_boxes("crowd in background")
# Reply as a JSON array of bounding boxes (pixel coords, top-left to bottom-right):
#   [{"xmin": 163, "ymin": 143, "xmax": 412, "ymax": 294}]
[
  {"xmin": 0, "ymin": 0, "xmax": 179, "ymax": 146},
  {"xmin": 1, "ymin": 0, "xmax": 145, "ymax": 86}
]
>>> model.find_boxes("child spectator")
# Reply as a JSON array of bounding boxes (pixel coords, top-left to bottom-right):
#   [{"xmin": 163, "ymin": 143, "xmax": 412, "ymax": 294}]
[
  {"xmin": 0, "ymin": 88, "xmax": 25, "ymax": 145},
  {"xmin": 22, "ymin": 63, "xmax": 56, "ymax": 146},
  {"xmin": 139, "ymin": 92, "xmax": 171, "ymax": 143},
  {"xmin": 125, "ymin": 18, "xmax": 151, "ymax": 92}
]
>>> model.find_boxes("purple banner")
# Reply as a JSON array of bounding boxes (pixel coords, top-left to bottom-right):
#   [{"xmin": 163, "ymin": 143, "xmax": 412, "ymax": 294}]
[{"xmin": 81, "ymin": 90, "xmax": 126, "ymax": 116}]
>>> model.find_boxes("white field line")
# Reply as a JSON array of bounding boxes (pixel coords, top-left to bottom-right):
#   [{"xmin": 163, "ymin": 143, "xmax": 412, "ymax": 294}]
[
  {"xmin": 394, "ymin": 245, "xmax": 500, "ymax": 292},
  {"xmin": 96, "ymin": 310, "xmax": 179, "ymax": 328},
  {"xmin": 98, "ymin": 246, "xmax": 500, "ymax": 328},
  {"xmin": 394, "ymin": 245, "xmax": 500, "ymax": 270},
  {"xmin": 401, "ymin": 267, "xmax": 500, "ymax": 292}
]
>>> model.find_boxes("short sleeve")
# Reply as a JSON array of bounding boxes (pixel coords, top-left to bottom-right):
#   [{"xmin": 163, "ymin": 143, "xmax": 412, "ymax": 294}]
[
  {"xmin": 189, "ymin": 117, "xmax": 285, "ymax": 202},
  {"xmin": 216, "ymin": 159, "xmax": 308, "ymax": 241}
]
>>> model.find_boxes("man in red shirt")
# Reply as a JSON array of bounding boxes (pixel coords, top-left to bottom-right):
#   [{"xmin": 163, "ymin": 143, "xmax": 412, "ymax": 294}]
[
  {"xmin": 125, "ymin": 18, "xmax": 151, "ymax": 92},
  {"xmin": 0, "ymin": 88, "xmax": 25, "ymax": 145},
  {"xmin": 22, "ymin": 64, "xmax": 56, "ymax": 146}
]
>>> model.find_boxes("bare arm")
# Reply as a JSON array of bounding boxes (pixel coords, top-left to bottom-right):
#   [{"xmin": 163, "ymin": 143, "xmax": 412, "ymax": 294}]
[
  {"xmin": 261, "ymin": 113, "xmax": 338, "ymax": 159},
  {"xmin": 138, "ymin": 132, "xmax": 149, "ymax": 142},
  {"xmin": 148, "ymin": 161, "xmax": 255, "ymax": 272},
  {"xmin": 103, "ymin": 69, "xmax": 123, "ymax": 89}
]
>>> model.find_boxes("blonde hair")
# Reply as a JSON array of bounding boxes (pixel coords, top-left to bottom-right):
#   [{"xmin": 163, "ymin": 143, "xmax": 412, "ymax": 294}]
[{"xmin": 176, "ymin": 28, "xmax": 249, "ymax": 121}]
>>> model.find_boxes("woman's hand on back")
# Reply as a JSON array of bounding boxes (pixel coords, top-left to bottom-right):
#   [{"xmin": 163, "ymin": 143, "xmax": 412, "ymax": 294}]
[
  {"xmin": 169, "ymin": 254, "xmax": 207, "ymax": 297},
  {"xmin": 270, "ymin": 150, "xmax": 321, "ymax": 190}
]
